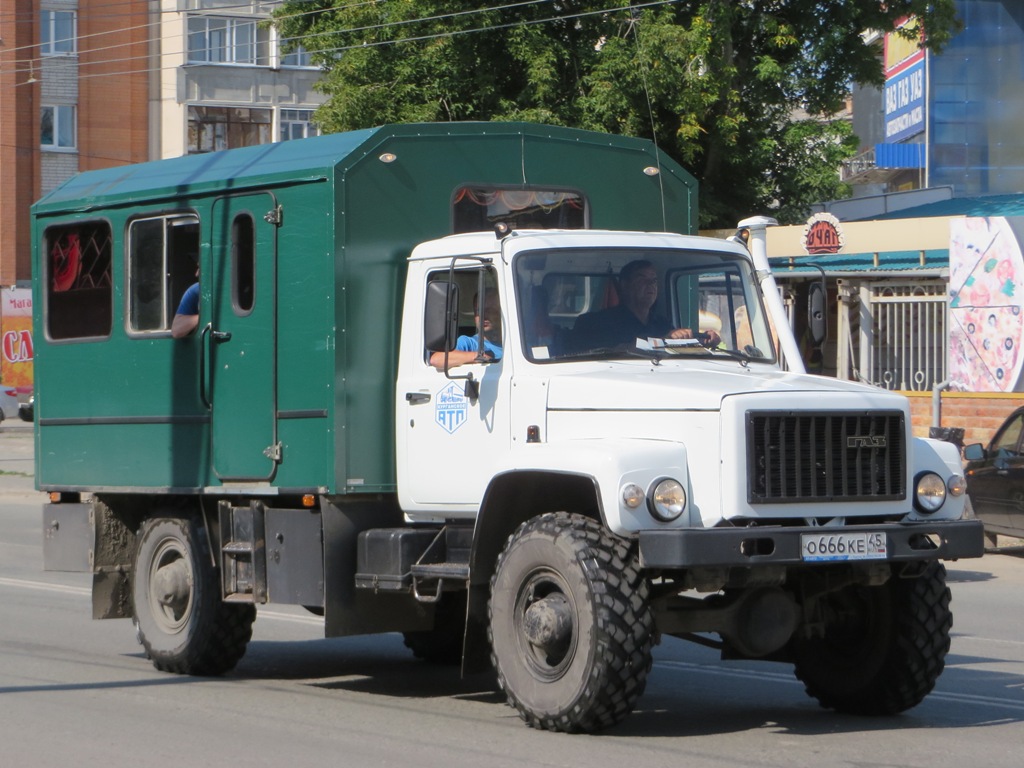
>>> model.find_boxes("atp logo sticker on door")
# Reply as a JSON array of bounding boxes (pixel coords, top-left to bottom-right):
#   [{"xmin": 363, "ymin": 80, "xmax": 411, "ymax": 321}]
[{"xmin": 435, "ymin": 382, "xmax": 469, "ymax": 434}]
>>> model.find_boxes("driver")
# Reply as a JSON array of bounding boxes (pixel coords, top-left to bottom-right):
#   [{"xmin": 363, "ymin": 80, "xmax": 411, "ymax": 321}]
[{"xmin": 571, "ymin": 260, "xmax": 720, "ymax": 350}]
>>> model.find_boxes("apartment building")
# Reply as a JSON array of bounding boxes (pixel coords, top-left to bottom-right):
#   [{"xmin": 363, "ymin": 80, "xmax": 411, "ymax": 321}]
[
  {"xmin": 0, "ymin": 0, "xmax": 324, "ymax": 287},
  {"xmin": 158, "ymin": 0, "xmax": 324, "ymax": 158}
]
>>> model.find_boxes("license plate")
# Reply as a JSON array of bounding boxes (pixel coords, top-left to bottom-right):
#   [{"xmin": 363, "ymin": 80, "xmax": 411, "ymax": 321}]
[{"xmin": 801, "ymin": 531, "xmax": 887, "ymax": 562}]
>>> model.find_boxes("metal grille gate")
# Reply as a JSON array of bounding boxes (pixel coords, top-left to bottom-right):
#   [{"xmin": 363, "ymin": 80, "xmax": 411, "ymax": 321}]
[{"xmin": 838, "ymin": 280, "xmax": 947, "ymax": 392}]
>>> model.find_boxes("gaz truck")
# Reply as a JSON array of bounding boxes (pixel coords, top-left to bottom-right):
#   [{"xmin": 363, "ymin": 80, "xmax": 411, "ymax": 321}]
[{"xmin": 34, "ymin": 122, "xmax": 983, "ymax": 733}]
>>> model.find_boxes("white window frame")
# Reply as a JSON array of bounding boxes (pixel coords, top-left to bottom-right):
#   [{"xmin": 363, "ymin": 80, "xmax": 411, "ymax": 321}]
[
  {"xmin": 187, "ymin": 15, "xmax": 269, "ymax": 66},
  {"xmin": 279, "ymin": 109, "xmax": 320, "ymax": 141},
  {"xmin": 41, "ymin": 104, "xmax": 76, "ymax": 150},
  {"xmin": 41, "ymin": 10, "xmax": 77, "ymax": 56},
  {"xmin": 281, "ymin": 42, "xmax": 316, "ymax": 68}
]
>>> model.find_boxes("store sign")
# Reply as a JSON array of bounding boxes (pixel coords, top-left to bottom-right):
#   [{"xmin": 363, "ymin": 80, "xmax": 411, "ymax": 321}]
[
  {"xmin": 883, "ymin": 17, "xmax": 926, "ymax": 143},
  {"xmin": 1, "ymin": 288, "xmax": 33, "ymax": 391},
  {"xmin": 802, "ymin": 213, "xmax": 845, "ymax": 255}
]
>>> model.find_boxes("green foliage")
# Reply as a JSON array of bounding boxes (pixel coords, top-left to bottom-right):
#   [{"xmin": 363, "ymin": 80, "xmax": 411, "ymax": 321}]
[{"xmin": 273, "ymin": 0, "xmax": 958, "ymax": 227}]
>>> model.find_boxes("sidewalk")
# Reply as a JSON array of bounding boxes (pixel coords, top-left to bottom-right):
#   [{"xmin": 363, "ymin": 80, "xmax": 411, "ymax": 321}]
[{"xmin": 0, "ymin": 420, "xmax": 43, "ymax": 501}]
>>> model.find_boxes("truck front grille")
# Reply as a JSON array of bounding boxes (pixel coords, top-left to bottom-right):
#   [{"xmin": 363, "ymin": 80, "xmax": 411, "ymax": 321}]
[{"xmin": 747, "ymin": 411, "xmax": 906, "ymax": 504}]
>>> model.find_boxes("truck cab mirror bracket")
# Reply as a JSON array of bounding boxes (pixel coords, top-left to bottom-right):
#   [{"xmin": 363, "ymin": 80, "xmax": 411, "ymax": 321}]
[{"xmin": 805, "ymin": 264, "xmax": 828, "ymax": 348}]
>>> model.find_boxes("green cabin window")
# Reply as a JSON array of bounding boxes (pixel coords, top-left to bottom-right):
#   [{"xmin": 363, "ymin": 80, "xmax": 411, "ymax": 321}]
[
  {"xmin": 452, "ymin": 187, "xmax": 586, "ymax": 233},
  {"xmin": 45, "ymin": 221, "xmax": 113, "ymax": 340},
  {"xmin": 232, "ymin": 214, "xmax": 255, "ymax": 315},
  {"xmin": 127, "ymin": 214, "xmax": 200, "ymax": 333}
]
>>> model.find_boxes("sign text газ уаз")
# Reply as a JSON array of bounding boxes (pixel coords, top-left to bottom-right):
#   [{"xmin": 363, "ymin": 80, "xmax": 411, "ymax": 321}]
[{"xmin": 884, "ymin": 59, "xmax": 925, "ymax": 143}]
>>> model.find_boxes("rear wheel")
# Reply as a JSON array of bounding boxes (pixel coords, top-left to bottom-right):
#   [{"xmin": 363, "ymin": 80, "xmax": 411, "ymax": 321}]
[
  {"xmin": 793, "ymin": 561, "xmax": 952, "ymax": 715},
  {"xmin": 132, "ymin": 516, "xmax": 255, "ymax": 675},
  {"xmin": 488, "ymin": 513, "xmax": 653, "ymax": 733}
]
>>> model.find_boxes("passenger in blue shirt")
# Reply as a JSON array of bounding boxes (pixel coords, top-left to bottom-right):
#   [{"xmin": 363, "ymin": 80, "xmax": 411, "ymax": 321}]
[
  {"xmin": 430, "ymin": 289, "xmax": 502, "ymax": 369},
  {"xmin": 172, "ymin": 278, "xmax": 200, "ymax": 339}
]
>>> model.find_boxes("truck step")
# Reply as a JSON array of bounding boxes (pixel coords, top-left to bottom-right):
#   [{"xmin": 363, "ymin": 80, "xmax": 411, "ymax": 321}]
[{"xmin": 409, "ymin": 562, "xmax": 470, "ymax": 580}]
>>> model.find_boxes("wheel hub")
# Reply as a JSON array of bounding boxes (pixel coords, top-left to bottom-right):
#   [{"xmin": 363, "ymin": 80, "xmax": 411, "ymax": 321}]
[
  {"xmin": 522, "ymin": 593, "xmax": 573, "ymax": 656},
  {"xmin": 152, "ymin": 558, "xmax": 192, "ymax": 618}
]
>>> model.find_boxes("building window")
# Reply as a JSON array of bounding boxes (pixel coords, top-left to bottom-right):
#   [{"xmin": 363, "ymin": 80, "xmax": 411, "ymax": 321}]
[
  {"xmin": 127, "ymin": 214, "xmax": 200, "ymax": 333},
  {"xmin": 281, "ymin": 42, "xmax": 315, "ymax": 68},
  {"xmin": 280, "ymin": 109, "xmax": 320, "ymax": 141},
  {"xmin": 45, "ymin": 221, "xmax": 113, "ymax": 341},
  {"xmin": 41, "ymin": 105, "xmax": 76, "ymax": 149},
  {"xmin": 187, "ymin": 16, "xmax": 270, "ymax": 65},
  {"xmin": 41, "ymin": 10, "xmax": 76, "ymax": 55},
  {"xmin": 188, "ymin": 106, "xmax": 271, "ymax": 154}
]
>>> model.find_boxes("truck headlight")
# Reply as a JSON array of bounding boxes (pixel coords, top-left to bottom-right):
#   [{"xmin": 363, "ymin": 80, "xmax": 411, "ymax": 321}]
[
  {"xmin": 914, "ymin": 471, "xmax": 947, "ymax": 514},
  {"xmin": 648, "ymin": 478, "xmax": 686, "ymax": 522}
]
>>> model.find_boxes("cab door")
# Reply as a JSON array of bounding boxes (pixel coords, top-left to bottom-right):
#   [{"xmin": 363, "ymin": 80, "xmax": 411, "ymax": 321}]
[
  {"xmin": 209, "ymin": 193, "xmax": 279, "ymax": 481},
  {"xmin": 397, "ymin": 266, "xmax": 511, "ymax": 514}
]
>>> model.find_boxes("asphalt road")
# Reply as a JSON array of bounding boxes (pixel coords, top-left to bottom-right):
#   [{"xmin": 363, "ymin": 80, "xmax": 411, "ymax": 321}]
[{"xmin": 2, "ymin": 422, "xmax": 1023, "ymax": 767}]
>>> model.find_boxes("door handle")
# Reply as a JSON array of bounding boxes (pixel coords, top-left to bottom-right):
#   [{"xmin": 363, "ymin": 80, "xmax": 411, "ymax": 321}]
[
  {"xmin": 212, "ymin": 330, "xmax": 232, "ymax": 342},
  {"xmin": 406, "ymin": 392, "xmax": 431, "ymax": 405},
  {"xmin": 199, "ymin": 323, "xmax": 212, "ymax": 409}
]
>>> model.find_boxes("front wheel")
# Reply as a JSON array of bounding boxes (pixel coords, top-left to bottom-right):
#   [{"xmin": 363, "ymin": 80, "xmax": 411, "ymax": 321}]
[
  {"xmin": 792, "ymin": 561, "xmax": 952, "ymax": 715},
  {"xmin": 488, "ymin": 513, "xmax": 654, "ymax": 733},
  {"xmin": 132, "ymin": 516, "xmax": 256, "ymax": 676}
]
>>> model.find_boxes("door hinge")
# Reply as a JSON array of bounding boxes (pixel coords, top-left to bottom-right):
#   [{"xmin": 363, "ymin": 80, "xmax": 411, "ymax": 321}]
[
  {"xmin": 263, "ymin": 442, "xmax": 282, "ymax": 462},
  {"xmin": 264, "ymin": 205, "xmax": 283, "ymax": 226}
]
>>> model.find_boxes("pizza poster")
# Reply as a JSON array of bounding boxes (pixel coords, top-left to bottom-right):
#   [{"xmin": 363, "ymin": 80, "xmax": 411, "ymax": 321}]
[
  {"xmin": 949, "ymin": 217, "xmax": 1024, "ymax": 392},
  {"xmin": 1, "ymin": 287, "xmax": 33, "ymax": 391}
]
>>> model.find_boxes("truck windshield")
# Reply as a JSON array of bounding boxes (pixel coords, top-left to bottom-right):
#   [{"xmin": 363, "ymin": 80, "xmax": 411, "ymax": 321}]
[{"xmin": 514, "ymin": 247, "xmax": 777, "ymax": 363}]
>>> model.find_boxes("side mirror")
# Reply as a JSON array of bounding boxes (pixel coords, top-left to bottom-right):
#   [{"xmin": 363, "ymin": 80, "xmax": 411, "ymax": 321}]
[
  {"xmin": 807, "ymin": 280, "xmax": 827, "ymax": 347},
  {"xmin": 962, "ymin": 443, "xmax": 986, "ymax": 461},
  {"xmin": 425, "ymin": 280, "xmax": 459, "ymax": 353}
]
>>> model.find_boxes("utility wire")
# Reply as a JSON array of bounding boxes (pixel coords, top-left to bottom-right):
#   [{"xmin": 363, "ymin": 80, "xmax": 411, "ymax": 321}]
[{"xmin": 4, "ymin": 0, "xmax": 666, "ymax": 73}]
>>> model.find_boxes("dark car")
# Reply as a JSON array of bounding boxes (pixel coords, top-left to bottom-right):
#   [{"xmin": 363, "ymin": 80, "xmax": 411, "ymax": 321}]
[
  {"xmin": 18, "ymin": 394, "xmax": 33, "ymax": 422},
  {"xmin": 964, "ymin": 405, "xmax": 1024, "ymax": 539}
]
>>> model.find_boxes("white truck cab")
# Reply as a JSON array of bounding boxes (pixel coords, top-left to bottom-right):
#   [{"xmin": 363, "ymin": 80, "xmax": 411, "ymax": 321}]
[{"xmin": 390, "ymin": 226, "xmax": 981, "ymax": 732}]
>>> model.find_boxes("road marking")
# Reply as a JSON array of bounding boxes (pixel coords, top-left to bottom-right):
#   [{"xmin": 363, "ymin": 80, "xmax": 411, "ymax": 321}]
[
  {"xmin": 0, "ymin": 576, "xmax": 90, "ymax": 595},
  {"xmin": 654, "ymin": 659, "xmax": 1024, "ymax": 712},
  {"xmin": 0, "ymin": 575, "xmax": 324, "ymax": 626},
  {"xmin": 4, "ymin": 576, "xmax": 1020, "ymax": 710}
]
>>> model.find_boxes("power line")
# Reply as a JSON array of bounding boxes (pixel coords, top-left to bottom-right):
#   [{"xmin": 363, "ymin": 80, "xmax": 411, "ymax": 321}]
[
  {"xmin": 1, "ymin": 0, "xmax": 486, "ymax": 73},
  {"xmin": 1, "ymin": 0, "xmax": 299, "ymax": 64},
  {"xmin": 0, "ymin": 0, "xmax": 286, "ymax": 24},
  {"xmin": 5, "ymin": 0, "xmax": 678, "ymax": 87}
]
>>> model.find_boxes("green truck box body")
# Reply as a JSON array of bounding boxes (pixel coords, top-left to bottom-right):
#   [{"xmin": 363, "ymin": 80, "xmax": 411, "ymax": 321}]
[{"xmin": 31, "ymin": 122, "xmax": 697, "ymax": 494}]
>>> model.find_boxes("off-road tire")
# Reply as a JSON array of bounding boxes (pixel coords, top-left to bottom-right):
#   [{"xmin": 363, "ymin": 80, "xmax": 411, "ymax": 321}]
[
  {"xmin": 132, "ymin": 516, "xmax": 256, "ymax": 676},
  {"xmin": 488, "ymin": 513, "xmax": 654, "ymax": 733},
  {"xmin": 793, "ymin": 561, "xmax": 952, "ymax": 715},
  {"xmin": 403, "ymin": 591, "xmax": 467, "ymax": 665}
]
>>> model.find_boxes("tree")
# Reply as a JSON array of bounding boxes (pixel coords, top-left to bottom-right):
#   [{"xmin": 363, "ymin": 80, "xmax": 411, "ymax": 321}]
[{"xmin": 272, "ymin": 1, "xmax": 958, "ymax": 228}]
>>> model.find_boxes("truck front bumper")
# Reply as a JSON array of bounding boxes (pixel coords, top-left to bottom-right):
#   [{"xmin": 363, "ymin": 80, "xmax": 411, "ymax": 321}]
[{"xmin": 638, "ymin": 519, "xmax": 985, "ymax": 570}]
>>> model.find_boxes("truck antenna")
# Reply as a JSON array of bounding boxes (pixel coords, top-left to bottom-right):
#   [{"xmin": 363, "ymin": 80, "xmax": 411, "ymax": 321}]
[{"xmin": 630, "ymin": 9, "xmax": 667, "ymax": 230}]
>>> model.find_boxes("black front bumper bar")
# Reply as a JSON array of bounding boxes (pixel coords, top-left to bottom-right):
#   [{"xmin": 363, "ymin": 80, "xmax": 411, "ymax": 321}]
[{"xmin": 638, "ymin": 519, "xmax": 985, "ymax": 570}]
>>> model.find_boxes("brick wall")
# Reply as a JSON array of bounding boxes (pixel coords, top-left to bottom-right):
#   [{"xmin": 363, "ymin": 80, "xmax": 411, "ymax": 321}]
[
  {"xmin": 906, "ymin": 391, "xmax": 1024, "ymax": 447},
  {"xmin": 78, "ymin": 0, "xmax": 150, "ymax": 170},
  {"xmin": 0, "ymin": 0, "xmax": 40, "ymax": 285}
]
